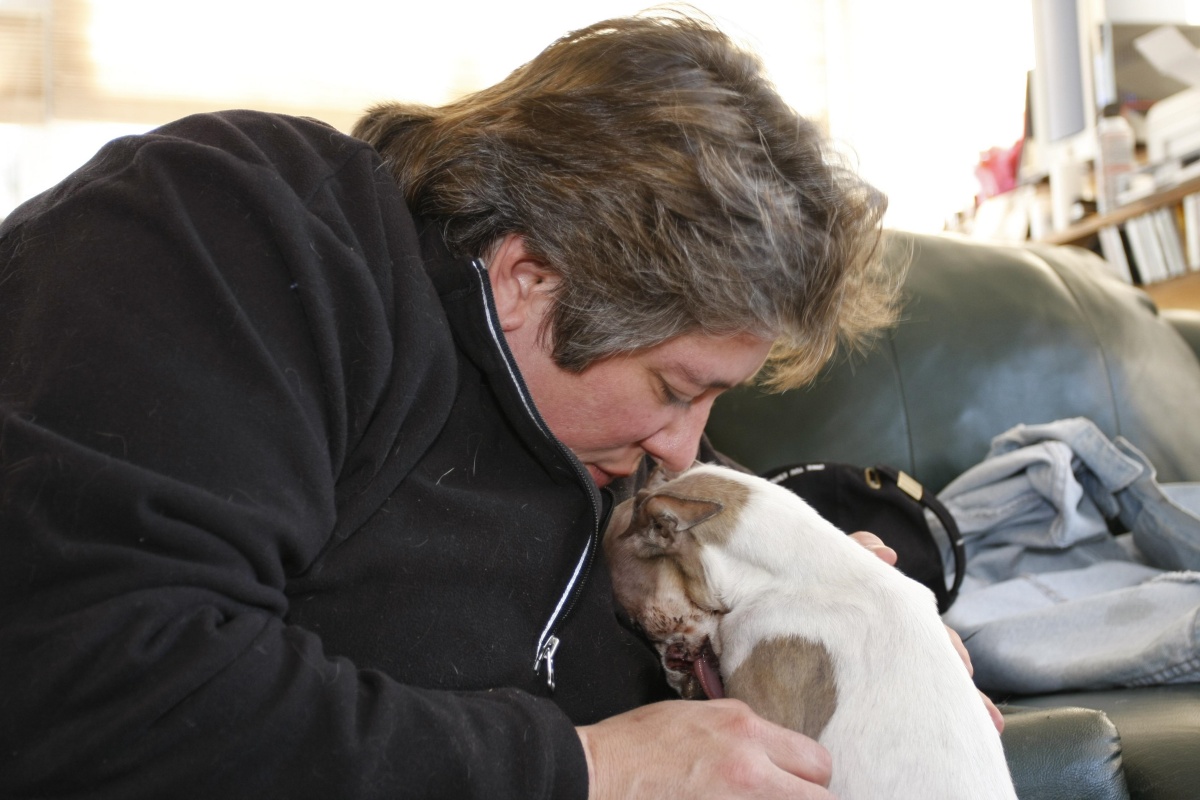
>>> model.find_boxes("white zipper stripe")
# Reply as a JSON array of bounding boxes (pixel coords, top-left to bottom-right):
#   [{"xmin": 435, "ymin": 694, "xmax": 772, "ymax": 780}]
[
  {"xmin": 471, "ymin": 259, "xmax": 550, "ymax": 437},
  {"xmin": 467, "ymin": 259, "xmax": 594, "ymax": 681},
  {"xmin": 535, "ymin": 543, "xmax": 590, "ymax": 660}
]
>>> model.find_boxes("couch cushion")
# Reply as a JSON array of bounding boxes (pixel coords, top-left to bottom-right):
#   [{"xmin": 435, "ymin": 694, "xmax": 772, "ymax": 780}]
[{"xmin": 707, "ymin": 232, "xmax": 1200, "ymax": 493}]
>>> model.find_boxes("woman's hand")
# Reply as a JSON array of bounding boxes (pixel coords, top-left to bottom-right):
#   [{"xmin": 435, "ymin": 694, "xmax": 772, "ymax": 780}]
[{"xmin": 577, "ymin": 699, "xmax": 834, "ymax": 800}]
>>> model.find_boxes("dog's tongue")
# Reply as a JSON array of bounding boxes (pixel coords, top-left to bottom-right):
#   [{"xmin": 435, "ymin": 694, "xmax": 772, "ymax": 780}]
[{"xmin": 694, "ymin": 641, "xmax": 725, "ymax": 700}]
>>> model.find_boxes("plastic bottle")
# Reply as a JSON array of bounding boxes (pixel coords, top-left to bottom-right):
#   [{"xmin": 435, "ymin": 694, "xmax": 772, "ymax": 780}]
[{"xmin": 1094, "ymin": 105, "xmax": 1136, "ymax": 214}]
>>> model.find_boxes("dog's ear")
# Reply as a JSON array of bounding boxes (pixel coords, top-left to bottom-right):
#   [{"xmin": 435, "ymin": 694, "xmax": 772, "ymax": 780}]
[{"xmin": 643, "ymin": 493, "xmax": 724, "ymax": 550}]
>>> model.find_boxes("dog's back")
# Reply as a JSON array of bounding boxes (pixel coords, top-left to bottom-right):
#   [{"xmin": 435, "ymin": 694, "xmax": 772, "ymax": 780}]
[{"xmin": 605, "ymin": 464, "xmax": 1017, "ymax": 800}]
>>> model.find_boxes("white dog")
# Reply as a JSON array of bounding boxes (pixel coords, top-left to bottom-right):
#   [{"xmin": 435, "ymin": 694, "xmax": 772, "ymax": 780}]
[{"xmin": 604, "ymin": 463, "xmax": 1017, "ymax": 800}]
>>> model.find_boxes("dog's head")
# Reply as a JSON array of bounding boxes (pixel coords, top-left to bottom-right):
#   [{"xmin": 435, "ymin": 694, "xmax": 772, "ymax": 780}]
[{"xmin": 603, "ymin": 464, "xmax": 751, "ymax": 698}]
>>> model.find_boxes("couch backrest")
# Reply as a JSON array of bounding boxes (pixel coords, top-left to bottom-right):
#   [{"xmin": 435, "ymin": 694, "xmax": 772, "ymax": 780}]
[
  {"xmin": 1164, "ymin": 308, "xmax": 1200, "ymax": 361},
  {"xmin": 706, "ymin": 232, "xmax": 1200, "ymax": 493}
]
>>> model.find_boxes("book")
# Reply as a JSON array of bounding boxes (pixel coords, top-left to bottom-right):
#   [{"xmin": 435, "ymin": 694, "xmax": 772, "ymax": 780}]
[
  {"xmin": 1151, "ymin": 208, "xmax": 1188, "ymax": 278},
  {"xmin": 1097, "ymin": 225, "xmax": 1133, "ymax": 283},
  {"xmin": 1184, "ymin": 193, "xmax": 1200, "ymax": 272},
  {"xmin": 1124, "ymin": 214, "xmax": 1169, "ymax": 284}
]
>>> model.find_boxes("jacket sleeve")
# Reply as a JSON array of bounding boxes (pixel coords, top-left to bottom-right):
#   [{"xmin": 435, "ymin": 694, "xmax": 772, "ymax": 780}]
[{"xmin": 0, "ymin": 113, "xmax": 588, "ymax": 800}]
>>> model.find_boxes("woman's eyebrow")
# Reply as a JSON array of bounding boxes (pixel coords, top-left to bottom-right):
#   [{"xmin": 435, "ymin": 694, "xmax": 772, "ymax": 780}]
[{"xmin": 667, "ymin": 363, "xmax": 735, "ymax": 391}]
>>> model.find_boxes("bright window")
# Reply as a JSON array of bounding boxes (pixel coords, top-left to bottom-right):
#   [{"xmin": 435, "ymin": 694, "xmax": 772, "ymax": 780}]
[{"xmin": 1, "ymin": 0, "xmax": 1029, "ymax": 231}]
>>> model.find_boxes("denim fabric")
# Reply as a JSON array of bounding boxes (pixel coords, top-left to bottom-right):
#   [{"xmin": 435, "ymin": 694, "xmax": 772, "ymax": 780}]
[
  {"xmin": 993, "ymin": 419, "xmax": 1200, "ymax": 573},
  {"xmin": 937, "ymin": 417, "xmax": 1200, "ymax": 694}
]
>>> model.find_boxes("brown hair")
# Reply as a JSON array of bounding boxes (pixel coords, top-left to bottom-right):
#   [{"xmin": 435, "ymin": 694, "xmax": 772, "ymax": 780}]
[{"xmin": 353, "ymin": 10, "xmax": 900, "ymax": 389}]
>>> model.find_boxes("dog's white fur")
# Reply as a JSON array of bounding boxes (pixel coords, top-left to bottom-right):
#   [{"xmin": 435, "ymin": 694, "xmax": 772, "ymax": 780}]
[{"xmin": 604, "ymin": 464, "xmax": 1017, "ymax": 800}]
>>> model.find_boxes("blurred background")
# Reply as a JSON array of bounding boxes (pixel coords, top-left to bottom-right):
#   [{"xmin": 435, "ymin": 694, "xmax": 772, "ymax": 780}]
[{"xmin": 0, "ymin": 0, "xmax": 1033, "ymax": 230}]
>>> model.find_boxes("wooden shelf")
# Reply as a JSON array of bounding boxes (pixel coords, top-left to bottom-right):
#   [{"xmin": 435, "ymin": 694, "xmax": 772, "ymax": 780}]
[
  {"xmin": 1143, "ymin": 271, "xmax": 1200, "ymax": 310},
  {"xmin": 1038, "ymin": 174, "xmax": 1200, "ymax": 247}
]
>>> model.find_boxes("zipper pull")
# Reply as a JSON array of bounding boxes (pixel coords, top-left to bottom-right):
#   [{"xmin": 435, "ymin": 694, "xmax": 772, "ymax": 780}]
[{"xmin": 534, "ymin": 635, "xmax": 561, "ymax": 692}]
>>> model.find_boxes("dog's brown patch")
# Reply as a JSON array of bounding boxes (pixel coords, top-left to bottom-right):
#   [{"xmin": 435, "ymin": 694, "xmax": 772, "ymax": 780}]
[{"xmin": 725, "ymin": 636, "xmax": 839, "ymax": 740}]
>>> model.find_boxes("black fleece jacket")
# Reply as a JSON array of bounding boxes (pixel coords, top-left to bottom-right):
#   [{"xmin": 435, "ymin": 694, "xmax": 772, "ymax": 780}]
[{"xmin": 0, "ymin": 111, "xmax": 672, "ymax": 799}]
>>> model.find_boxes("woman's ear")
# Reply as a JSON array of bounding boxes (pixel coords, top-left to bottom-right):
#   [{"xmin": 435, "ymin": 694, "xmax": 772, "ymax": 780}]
[{"xmin": 486, "ymin": 233, "xmax": 560, "ymax": 333}]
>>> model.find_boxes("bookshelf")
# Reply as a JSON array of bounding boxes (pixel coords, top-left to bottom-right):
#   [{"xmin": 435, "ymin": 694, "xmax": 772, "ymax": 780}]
[
  {"xmin": 1034, "ymin": 174, "xmax": 1200, "ymax": 308},
  {"xmin": 1038, "ymin": 175, "xmax": 1200, "ymax": 247}
]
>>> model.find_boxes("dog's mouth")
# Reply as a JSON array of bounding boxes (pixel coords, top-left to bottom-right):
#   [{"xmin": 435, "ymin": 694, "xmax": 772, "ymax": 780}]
[{"xmin": 664, "ymin": 638, "xmax": 725, "ymax": 700}]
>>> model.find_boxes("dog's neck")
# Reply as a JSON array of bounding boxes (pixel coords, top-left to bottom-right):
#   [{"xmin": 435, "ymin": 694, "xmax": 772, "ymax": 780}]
[{"xmin": 700, "ymin": 485, "xmax": 899, "ymax": 609}]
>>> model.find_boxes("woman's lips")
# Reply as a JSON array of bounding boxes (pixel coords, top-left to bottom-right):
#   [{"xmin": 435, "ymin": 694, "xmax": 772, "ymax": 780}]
[
  {"xmin": 586, "ymin": 457, "xmax": 642, "ymax": 487},
  {"xmin": 586, "ymin": 464, "xmax": 614, "ymax": 486}
]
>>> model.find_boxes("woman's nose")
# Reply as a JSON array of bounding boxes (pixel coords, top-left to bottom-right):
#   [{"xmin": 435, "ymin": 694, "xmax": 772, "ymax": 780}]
[{"xmin": 640, "ymin": 398, "xmax": 714, "ymax": 473}]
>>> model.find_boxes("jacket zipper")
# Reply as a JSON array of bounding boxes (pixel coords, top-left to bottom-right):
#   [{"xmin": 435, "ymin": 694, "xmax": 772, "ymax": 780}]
[{"xmin": 469, "ymin": 259, "xmax": 600, "ymax": 692}]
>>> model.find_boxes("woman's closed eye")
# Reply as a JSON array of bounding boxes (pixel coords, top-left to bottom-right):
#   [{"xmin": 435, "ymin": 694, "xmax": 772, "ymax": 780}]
[{"xmin": 657, "ymin": 378, "xmax": 696, "ymax": 408}]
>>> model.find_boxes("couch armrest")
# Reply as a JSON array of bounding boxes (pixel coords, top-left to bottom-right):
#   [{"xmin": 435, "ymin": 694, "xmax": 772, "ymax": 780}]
[
  {"xmin": 1163, "ymin": 308, "xmax": 1200, "ymax": 362},
  {"xmin": 1013, "ymin": 685, "xmax": 1200, "ymax": 800},
  {"xmin": 1001, "ymin": 705, "xmax": 1129, "ymax": 800}
]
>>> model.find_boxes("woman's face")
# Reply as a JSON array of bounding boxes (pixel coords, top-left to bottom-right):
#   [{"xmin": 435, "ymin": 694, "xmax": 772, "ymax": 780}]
[
  {"xmin": 487, "ymin": 233, "xmax": 772, "ymax": 486},
  {"xmin": 515, "ymin": 329, "xmax": 772, "ymax": 487}
]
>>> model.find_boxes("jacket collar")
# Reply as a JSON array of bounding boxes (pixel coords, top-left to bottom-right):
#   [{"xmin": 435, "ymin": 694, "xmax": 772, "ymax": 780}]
[{"xmin": 417, "ymin": 221, "xmax": 599, "ymax": 496}]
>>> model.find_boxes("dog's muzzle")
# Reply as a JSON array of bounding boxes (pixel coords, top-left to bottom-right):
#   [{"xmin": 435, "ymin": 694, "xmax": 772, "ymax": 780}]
[{"xmin": 665, "ymin": 638, "xmax": 725, "ymax": 700}]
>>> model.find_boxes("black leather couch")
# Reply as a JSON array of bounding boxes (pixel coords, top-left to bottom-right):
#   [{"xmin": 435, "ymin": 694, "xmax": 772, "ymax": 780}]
[{"xmin": 706, "ymin": 232, "xmax": 1200, "ymax": 800}]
